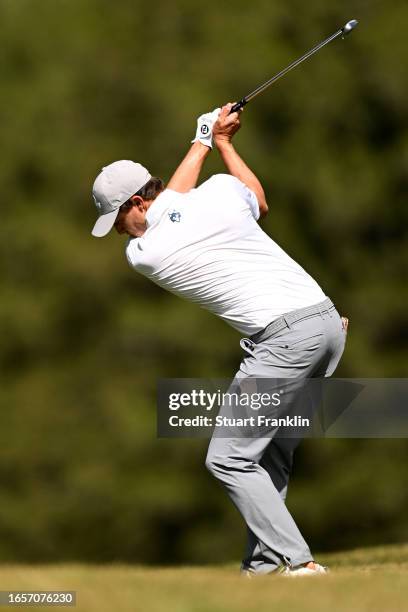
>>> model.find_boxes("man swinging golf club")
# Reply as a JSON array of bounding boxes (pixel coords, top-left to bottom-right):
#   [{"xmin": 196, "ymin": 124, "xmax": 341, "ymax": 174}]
[{"xmin": 91, "ymin": 103, "xmax": 347, "ymax": 576}]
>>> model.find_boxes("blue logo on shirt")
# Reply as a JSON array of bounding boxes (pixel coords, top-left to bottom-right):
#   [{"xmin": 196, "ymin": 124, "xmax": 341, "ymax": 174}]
[{"xmin": 169, "ymin": 210, "xmax": 181, "ymax": 223}]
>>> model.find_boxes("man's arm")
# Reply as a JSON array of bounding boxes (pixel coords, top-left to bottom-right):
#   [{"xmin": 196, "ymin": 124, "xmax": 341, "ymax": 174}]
[
  {"xmin": 166, "ymin": 141, "xmax": 211, "ymax": 193},
  {"xmin": 213, "ymin": 104, "xmax": 269, "ymax": 218},
  {"xmin": 166, "ymin": 108, "xmax": 221, "ymax": 193}
]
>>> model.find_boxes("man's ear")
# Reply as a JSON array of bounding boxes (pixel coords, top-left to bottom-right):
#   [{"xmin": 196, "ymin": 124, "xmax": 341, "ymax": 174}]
[{"xmin": 129, "ymin": 195, "xmax": 145, "ymax": 210}]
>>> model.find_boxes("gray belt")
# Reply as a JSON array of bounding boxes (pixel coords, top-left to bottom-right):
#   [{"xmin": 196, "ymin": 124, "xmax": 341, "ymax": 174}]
[{"xmin": 251, "ymin": 297, "xmax": 336, "ymax": 344}]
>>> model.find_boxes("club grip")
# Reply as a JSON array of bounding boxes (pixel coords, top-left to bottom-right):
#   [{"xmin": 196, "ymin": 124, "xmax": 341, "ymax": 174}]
[{"xmin": 229, "ymin": 99, "xmax": 247, "ymax": 114}]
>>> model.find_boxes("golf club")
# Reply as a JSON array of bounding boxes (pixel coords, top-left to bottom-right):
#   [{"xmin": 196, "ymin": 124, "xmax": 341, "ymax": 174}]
[{"xmin": 230, "ymin": 19, "xmax": 358, "ymax": 113}]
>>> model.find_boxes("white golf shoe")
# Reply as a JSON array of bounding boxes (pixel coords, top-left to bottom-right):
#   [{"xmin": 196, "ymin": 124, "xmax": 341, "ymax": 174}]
[
  {"xmin": 241, "ymin": 561, "xmax": 328, "ymax": 578},
  {"xmin": 280, "ymin": 561, "xmax": 328, "ymax": 577}
]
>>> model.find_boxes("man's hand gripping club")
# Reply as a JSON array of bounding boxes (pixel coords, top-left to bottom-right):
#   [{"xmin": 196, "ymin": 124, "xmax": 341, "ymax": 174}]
[{"xmin": 168, "ymin": 102, "xmax": 268, "ymax": 220}]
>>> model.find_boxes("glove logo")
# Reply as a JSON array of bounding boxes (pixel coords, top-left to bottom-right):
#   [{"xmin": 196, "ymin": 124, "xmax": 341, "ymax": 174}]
[
  {"xmin": 169, "ymin": 210, "xmax": 181, "ymax": 223},
  {"xmin": 200, "ymin": 124, "xmax": 210, "ymax": 135}
]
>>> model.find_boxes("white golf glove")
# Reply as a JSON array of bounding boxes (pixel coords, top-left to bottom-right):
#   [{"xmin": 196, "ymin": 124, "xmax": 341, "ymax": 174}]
[{"xmin": 191, "ymin": 107, "xmax": 221, "ymax": 149}]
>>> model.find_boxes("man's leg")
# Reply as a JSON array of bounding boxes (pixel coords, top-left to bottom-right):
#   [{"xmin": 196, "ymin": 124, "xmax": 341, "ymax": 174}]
[
  {"xmin": 261, "ymin": 437, "xmax": 298, "ymax": 502},
  {"xmin": 206, "ymin": 432, "xmax": 313, "ymax": 574},
  {"xmin": 206, "ymin": 371, "xmax": 316, "ymax": 573},
  {"xmin": 241, "ymin": 436, "xmax": 300, "ymax": 573},
  {"xmin": 240, "ymin": 314, "xmax": 346, "ymax": 573},
  {"xmin": 242, "ymin": 309, "xmax": 346, "ymax": 574},
  {"xmin": 206, "ymin": 301, "xmax": 346, "ymax": 575}
]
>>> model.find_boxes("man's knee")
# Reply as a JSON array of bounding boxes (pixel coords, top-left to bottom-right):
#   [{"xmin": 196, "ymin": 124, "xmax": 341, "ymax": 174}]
[
  {"xmin": 205, "ymin": 446, "xmax": 237, "ymax": 478},
  {"xmin": 205, "ymin": 447, "xmax": 254, "ymax": 479},
  {"xmin": 205, "ymin": 449, "xmax": 223, "ymax": 476}
]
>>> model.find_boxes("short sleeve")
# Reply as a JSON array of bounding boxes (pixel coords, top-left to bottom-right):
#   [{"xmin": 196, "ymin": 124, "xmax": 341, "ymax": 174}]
[
  {"xmin": 209, "ymin": 174, "xmax": 260, "ymax": 220},
  {"xmin": 125, "ymin": 237, "xmax": 140, "ymax": 268},
  {"xmin": 233, "ymin": 177, "xmax": 260, "ymax": 221}
]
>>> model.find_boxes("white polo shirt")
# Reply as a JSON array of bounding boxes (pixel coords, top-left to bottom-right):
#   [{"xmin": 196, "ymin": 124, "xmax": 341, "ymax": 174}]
[{"xmin": 125, "ymin": 174, "xmax": 326, "ymax": 335}]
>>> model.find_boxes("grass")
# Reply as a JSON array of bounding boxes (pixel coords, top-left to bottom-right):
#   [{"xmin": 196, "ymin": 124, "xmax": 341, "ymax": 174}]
[{"xmin": 0, "ymin": 543, "xmax": 407, "ymax": 612}]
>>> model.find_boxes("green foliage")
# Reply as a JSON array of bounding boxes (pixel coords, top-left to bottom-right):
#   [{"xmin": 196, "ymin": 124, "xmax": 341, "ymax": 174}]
[{"xmin": 0, "ymin": 0, "xmax": 407, "ymax": 563}]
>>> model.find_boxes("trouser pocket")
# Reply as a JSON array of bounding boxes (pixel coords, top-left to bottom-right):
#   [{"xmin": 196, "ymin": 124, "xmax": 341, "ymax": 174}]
[{"xmin": 240, "ymin": 338, "xmax": 256, "ymax": 356}]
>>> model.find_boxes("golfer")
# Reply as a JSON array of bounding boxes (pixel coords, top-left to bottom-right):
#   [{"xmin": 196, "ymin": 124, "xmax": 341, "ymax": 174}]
[{"xmin": 91, "ymin": 104, "xmax": 347, "ymax": 576}]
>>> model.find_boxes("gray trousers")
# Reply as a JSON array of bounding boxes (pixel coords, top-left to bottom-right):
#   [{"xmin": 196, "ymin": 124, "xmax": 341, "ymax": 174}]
[{"xmin": 205, "ymin": 298, "xmax": 346, "ymax": 574}]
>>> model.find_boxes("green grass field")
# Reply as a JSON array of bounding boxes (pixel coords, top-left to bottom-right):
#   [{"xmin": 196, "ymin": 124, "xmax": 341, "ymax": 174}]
[{"xmin": 0, "ymin": 543, "xmax": 407, "ymax": 612}]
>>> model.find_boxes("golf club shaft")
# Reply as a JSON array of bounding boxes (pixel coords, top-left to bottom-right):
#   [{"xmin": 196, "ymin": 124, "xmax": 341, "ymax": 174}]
[{"xmin": 230, "ymin": 20, "xmax": 358, "ymax": 113}]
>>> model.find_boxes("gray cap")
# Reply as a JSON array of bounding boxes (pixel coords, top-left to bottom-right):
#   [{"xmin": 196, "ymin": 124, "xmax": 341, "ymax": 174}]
[{"xmin": 91, "ymin": 160, "xmax": 151, "ymax": 237}]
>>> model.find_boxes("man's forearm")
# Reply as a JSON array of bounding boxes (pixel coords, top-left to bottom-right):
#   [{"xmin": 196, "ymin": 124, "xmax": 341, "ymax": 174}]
[
  {"xmin": 215, "ymin": 140, "xmax": 268, "ymax": 217},
  {"xmin": 166, "ymin": 142, "xmax": 211, "ymax": 193}
]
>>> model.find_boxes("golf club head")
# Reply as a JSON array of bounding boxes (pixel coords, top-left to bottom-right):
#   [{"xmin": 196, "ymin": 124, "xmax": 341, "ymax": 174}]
[{"xmin": 342, "ymin": 19, "xmax": 358, "ymax": 37}]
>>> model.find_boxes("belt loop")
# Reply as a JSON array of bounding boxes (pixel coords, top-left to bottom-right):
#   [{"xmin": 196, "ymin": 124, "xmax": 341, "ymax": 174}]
[
  {"xmin": 283, "ymin": 315, "xmax": 291, "ymax": 330},
  {"xmin": 317, "ymin": 305, "xmax": 324, "ymax": 320}
]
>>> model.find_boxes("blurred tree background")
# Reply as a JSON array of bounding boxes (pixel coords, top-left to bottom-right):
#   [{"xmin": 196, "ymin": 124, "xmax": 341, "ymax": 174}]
[{"xmin": 0, "ymin": 0, "xmax": 407, "ymax": 564}]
